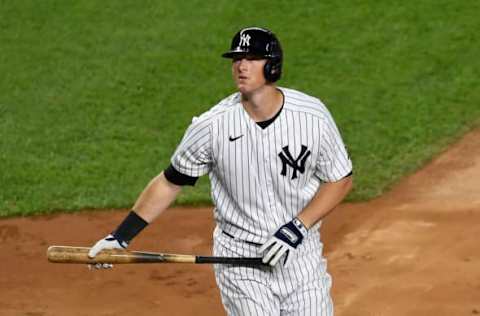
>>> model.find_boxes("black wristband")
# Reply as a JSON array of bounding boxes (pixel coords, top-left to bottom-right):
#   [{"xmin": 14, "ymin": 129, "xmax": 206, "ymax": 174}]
[{"xmin": 112, "ymin": 211, "xmax": 148, "ymax": 245}]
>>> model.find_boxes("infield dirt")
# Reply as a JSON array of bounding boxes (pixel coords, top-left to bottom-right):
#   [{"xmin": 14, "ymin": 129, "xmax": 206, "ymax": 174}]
[{"xmin": 1, "ymin": 129, "xmax": 479, "ymax": 315}]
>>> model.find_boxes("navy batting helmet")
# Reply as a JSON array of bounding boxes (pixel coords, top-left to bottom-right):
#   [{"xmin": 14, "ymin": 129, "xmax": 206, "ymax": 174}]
[{"xmin": 222, "ymin": 27, "xmax": 283, "ymax": 82}]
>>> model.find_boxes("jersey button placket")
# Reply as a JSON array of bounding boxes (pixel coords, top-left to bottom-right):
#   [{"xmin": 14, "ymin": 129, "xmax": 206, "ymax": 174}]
[
  {"xmin": 263, "ymin": 155, "xmax": 276, "ymax": 208},
  {"xmin": 264, "ymin": 155, "xmax": 272, "ymax": 184}
]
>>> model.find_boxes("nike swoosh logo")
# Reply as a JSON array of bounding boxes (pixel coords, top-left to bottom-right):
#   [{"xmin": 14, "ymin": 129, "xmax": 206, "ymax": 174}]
[{"xmin": 229, "ymin": 135, "xmax": 244, "ymax": 142}]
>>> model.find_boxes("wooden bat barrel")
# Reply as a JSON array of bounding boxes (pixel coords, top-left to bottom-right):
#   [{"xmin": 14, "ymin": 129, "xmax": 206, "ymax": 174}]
[{"xmin": 47, "ymin": 246, "xmax": 195, "ymax": 264}]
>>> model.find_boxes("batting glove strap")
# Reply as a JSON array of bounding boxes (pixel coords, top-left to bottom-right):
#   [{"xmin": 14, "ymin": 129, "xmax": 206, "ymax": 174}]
[
  {"xmin": 112, "ymin": 210, "xmax": 148, "ymax": 246},
  {"xmin": 274, "ymin": 217, "xmax": 307, "ymax": 249},
  {"xmin": 88, "ymin": 234, "xmax": 127, "ymax": 259},
  {"xmin": 105, "ymin": 235, "xmax": 128, "ymax": 249}
]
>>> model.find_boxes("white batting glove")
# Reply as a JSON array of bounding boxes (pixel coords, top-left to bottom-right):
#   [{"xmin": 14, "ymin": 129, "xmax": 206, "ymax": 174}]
[
  {"xmin": 87, "ymin": 234, "xmax": 127, "ymax": 270},
  {"xmin": 259, "ymin": 218, "xmax": 307, "ymax": 267}
]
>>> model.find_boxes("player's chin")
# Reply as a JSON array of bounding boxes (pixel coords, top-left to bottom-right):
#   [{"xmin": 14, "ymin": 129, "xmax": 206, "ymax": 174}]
[
  {"xmin": 236, "ymin": 81, "xmax": 263, "ymax": 95},
  {"xmin": 236, "ymin": 82, "xmax": 251, "ymax": 94}
]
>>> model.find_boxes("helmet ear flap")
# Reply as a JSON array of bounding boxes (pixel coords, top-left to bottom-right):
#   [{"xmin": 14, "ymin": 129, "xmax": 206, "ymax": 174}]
[
  {"xmin": 264, "ymin": 58, "xmax": 282, "ymax": 82},
  {"xmin": 263, "ymin": 35, "xmax": 282, "ymax": 82}
]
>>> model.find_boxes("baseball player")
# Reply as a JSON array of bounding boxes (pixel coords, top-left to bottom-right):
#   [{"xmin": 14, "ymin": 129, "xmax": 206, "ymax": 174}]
[{"xmin": 89, "ymin": 27, "xmax": 353, "ymax": 315}]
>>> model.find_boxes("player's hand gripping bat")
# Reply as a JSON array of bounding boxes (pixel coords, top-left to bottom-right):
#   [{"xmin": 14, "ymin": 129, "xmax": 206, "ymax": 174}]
[{"xmin": 47, "ymin": 246, "xmax": 266, "ymax": 265}]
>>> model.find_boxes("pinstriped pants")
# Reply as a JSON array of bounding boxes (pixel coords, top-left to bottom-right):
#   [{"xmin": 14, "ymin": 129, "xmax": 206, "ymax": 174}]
[{"xmin": 213, "ymin": 227, "xmax": 333, "ymax": 316}]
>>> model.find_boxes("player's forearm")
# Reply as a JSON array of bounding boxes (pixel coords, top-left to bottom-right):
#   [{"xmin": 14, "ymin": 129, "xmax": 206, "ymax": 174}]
[
  {"xmin": 88, "ymin": 172, "xmax": 182, "ymax": 257},
  {"xmin": 297, "ymin": 176, "xmax": 353, "ymax": 229},
  {"xmin": 133, "ymin": 172, "xmax": 182, "ymax": 223}
]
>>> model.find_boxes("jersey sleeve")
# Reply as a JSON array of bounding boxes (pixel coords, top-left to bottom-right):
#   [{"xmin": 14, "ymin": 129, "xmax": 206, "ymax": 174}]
[
  {"xmin": 170, "ymin": 116, "xmax": 213, "ymax": 177},
  {"xmin": 315, "ymin": 110, "xmax": 352, "ymax": 182}
]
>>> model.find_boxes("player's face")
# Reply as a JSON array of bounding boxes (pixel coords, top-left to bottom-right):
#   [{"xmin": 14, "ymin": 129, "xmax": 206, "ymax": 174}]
[{"xmin": 231, "ymin": 55, "xmax": 267, "ymax": 94}]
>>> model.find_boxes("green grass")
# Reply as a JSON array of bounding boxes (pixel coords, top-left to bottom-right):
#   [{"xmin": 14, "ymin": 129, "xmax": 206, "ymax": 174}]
[{"xmin": 1, "ymin": 1, "xmax": 479, "ymax": 216}]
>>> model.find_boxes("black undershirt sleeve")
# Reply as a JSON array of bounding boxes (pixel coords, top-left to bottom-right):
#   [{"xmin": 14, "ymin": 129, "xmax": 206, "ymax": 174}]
[{"xmin": 164, "ymin": 164, "xmax": 199, "ymax": 186}]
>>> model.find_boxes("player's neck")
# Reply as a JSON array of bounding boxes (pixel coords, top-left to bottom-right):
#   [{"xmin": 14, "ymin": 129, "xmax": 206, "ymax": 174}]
[{"xmin": 241, "ymin": 85, "xmax": 283, "ymax": 122}]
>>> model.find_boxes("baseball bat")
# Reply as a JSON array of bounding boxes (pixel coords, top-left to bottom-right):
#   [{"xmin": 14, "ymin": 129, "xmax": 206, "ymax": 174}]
[{"xmin": 47, "ymin": 246, "xmax": 266, "ymax": 265}]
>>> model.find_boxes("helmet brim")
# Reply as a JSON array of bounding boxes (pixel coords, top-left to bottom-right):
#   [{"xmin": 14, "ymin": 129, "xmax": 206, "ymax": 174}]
[
  {"xmin": 222, "ymin": 48, "xmax": 250, "ymax": 59},
  {"xmin": 222, "ymin": 50, "xmax": 278, "ymax": 59}
]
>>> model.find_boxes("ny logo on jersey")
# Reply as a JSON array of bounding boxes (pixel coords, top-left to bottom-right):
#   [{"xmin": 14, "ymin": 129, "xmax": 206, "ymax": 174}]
[
  {"xmin": 239, "ymin": 33, "xmax": 251, "ymax": 47},
  {"xmin": 278, "ymin": 145, "xmax": 311, "ymax": 180}
]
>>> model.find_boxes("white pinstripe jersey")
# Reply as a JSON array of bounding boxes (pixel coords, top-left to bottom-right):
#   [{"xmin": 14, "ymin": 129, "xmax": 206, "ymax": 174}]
[{"xmin": 171, "ymin": 87, "xmax": 352, "ymax": 244}]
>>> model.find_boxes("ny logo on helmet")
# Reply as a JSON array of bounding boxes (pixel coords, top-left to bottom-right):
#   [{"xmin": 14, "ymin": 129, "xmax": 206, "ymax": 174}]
[
  {"xmin": 278, "ymin": 145, "xmax": 311, "ymax": 180},
  {"xmin": 239, "ymin": 33, "xmax": 251, "ymax": 47}
]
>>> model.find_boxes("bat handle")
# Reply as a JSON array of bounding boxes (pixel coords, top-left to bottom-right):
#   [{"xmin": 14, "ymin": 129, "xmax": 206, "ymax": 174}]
[{"xmin": 196, "ymin": 256, "xmax": 266, "ymax": 266}]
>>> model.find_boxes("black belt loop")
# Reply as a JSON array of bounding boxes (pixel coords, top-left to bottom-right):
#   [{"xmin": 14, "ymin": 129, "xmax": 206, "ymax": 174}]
[{"xmin": 221, "ymin": 230, "xmax": 262, "ymax": 247}]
